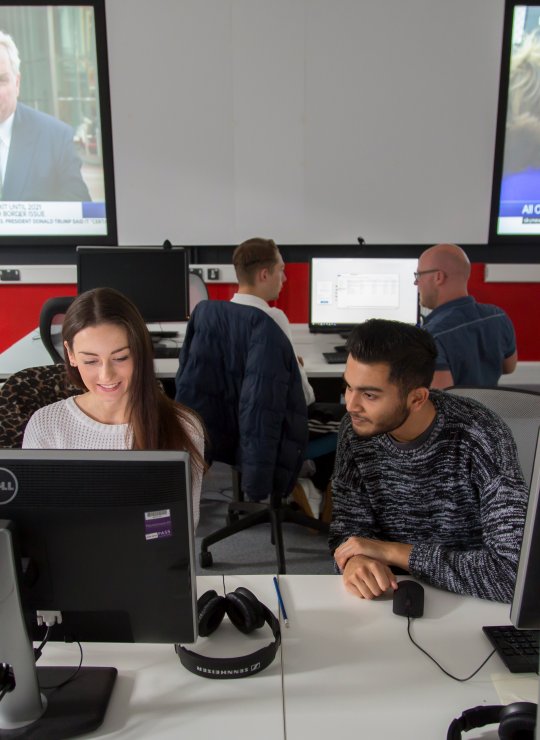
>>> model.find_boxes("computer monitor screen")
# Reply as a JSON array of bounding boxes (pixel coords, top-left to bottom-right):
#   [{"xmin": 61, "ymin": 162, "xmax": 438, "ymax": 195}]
[
  {"xmin": 309, "ymin": 257, "xmax": 419, "ymax": 333},
  {"xmin": 0, "ymin": 449, "xmax": 196, "ymax": 732},
  {"xmin": 0, "ymin": 0, "xmax": 117, "ymax": 247},
  {"xmin": 0, "ymin": 449, "xmax": 197, "ymax": 644},
  {"xmin": 489, "ymin": 2, "xmax": 540, "ymax": 244},
  {"xmin": 510, "ymin": 428, "xmax": 540, "ymax": 630},
  {"xmin": 77, "ymin": 246, "xmax": 190, "ymax": 323}
]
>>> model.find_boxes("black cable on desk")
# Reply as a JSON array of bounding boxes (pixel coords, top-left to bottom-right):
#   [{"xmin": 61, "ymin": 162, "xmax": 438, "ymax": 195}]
[{"xmin": 407, "ymin": 617, "xmax": 496, "ymax": 682}]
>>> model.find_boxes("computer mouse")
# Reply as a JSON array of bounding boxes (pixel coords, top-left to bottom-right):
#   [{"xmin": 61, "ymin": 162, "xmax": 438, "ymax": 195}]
[{"xmin": 392, "ymin": 580, "xmax": 424, "ymax": 618}]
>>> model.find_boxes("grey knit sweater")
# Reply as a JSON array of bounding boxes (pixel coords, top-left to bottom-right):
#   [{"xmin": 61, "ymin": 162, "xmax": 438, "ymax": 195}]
[{"xmin": 330, "ymin": 390, "xmax": 528, "ymax": 602}]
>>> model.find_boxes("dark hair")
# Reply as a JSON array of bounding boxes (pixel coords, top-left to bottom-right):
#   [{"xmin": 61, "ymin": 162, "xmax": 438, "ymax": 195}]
[
  {"xmin": 232, "ymin": 237, "xmax": 279, "ymax": 284},
  {"xmin": 62, "ymin": 287, "xmax": 205, "ymax": 474},
  {"xmin": 346, "ymin": 319, "xmax": 437, "ymax": 395}
]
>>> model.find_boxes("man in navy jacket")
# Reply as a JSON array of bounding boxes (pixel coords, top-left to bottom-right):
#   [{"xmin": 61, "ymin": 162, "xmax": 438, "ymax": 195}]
[{"xmin": 0, "ymin": 30, "xmax": 90, "ymax": 201}]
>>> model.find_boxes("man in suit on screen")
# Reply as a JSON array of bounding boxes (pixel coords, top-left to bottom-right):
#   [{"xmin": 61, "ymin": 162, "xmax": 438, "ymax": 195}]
[{"xmin": 0, "ymin": 29, "xmax": 90, "ymax": 202}]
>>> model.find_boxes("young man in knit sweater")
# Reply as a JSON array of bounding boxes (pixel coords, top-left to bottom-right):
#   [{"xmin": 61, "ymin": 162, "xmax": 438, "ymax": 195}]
[{"xmin": 330, "ymin": 319, "xmax": 527, "ymax": 603}]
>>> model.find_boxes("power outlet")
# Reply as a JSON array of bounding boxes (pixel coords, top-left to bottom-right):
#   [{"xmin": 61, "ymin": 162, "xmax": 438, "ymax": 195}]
[{"xmin": 0, "ymin": 269, "xmax": 20, "ymax": 281}]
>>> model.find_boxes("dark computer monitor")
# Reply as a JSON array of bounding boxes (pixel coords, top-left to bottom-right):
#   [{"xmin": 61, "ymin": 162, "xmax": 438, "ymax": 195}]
[
  {"xmin": 511, "ymin": 429, "xmax": 540, "ymax": 631},
  {"xmin": 309, "ymin": 257, "xmax": 419, "ymax": 333},
  {"xmin": 0, "ymin": 449, "xmax": 197, "ymax": 736},
  {"xmin": 76, "ymin": 246, "xmax": 190, "ymax": 323}
]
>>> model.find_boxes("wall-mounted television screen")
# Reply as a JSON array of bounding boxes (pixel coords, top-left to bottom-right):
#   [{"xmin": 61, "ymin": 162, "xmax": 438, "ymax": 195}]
[
  {"xmin": 0, "ymin": 0, "xmax": 116, "ymax": 247},
  {"xmin": 490, "ymin": 1, "xmax": 540, "ymax": 244}
]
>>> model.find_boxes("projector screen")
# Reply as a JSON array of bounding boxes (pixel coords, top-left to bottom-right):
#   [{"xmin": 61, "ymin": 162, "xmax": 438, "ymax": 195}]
[
  {"xmin": 0, "ymin": 0, "xmax": 116, "ymax": 247},
  {"xmin": 490, "ymin": 1, "xmax": 540, "ymax": 242}
]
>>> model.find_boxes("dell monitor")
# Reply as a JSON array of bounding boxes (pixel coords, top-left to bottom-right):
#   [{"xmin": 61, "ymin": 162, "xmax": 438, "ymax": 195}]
[
  {"xmin": 0, "ymin": 449, "xmax": 197, "ymax": 737},
  {"xmin": 309, "ymin": 257, "xmax": 419, "ymax": 333},
  {"xmin": 76, "ymin": 246, "xmax": 190, "ymax": 324}
]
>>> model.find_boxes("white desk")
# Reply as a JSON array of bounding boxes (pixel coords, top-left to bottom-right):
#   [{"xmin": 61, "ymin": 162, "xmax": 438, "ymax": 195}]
[
  {"xmin": 34, "ymin": 575, "xmax": 537, "ymax": 740},
  {"xmin": 38, "ymin": 575, "xmax": 284, "ymax": 740},
  {"xmin": 279, "ymin": 575, "xmax": 537, "ymax": 740},
  {"xmin": 2, "ymin": 324, "xmax": 540, "ymax": 386}
]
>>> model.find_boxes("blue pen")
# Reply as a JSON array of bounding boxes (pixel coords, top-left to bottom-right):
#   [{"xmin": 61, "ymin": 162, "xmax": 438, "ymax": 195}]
[{"xmin": 273, "ymin": 576, "xmax": 289, "ymax": 627}]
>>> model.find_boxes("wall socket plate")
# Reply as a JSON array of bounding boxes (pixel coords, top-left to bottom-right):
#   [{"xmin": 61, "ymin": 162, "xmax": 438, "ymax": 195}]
[{"xmin": 0, "ymin": 269, "xmax": 21, "ymax": 281}]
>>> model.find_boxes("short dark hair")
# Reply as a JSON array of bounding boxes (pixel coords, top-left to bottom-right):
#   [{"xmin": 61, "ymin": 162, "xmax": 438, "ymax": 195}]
[
  {"xmin": 232, "ymin": 237, "xmax": 279, "ymax": 285},
  {"xmin": 346, "ymin": 319, "xmax": 437, "ymax": 394}
]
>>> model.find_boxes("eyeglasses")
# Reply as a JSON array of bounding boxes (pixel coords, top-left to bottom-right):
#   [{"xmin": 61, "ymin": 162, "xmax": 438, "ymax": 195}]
[{"xmin": 413, "ymin": 269, "xmax": 441, "ymax": 281}]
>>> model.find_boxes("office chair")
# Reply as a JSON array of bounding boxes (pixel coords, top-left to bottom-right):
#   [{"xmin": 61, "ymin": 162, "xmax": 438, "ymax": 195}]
[
  {"xmin": 445, "ymin": 386, "xmax": 540, "ymax": 486},
  {"xmin": 189, "ymin": 271, "xmax": 209, "ymax": 312},
  {"xmin": 0, "ymin": 364, "xmax": 82, "ymax": 448},
  {"xmin": 39, "ymin": 296, "xmax": 75, "ymax": 363},
  {"xmin": 175, "ymin": 300, "xmax": 328, "ymax": 574}
]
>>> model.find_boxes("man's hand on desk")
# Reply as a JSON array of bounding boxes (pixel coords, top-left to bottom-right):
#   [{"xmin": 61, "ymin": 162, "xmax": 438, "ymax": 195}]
[
  {"xmin": 336, "ymin": 536, "xmax": 414, "ymax": 599},
  {"xmin": 342, "ymin": 555, "xmax": 397, "ymax": 599}
]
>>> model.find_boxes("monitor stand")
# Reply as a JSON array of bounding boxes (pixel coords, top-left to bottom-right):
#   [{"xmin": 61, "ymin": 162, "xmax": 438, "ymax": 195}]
[
  {"xmin": 0, "ymin": 523, "xmax": 117, "ymax": 739},
  {"xmin": 0, "ymin": 667, "xmax": 117, "ymax": 739}
]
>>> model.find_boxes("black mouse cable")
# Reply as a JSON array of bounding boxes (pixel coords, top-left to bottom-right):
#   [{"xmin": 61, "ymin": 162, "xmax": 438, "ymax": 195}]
[
  {"xmin": 34, "ymin": 626, "xmax": 85, "ymax": 691},
  {"xmin": 406, "ymin": 617, "xmax": 496, "ymax": 682},
  {"xmin": 39, "ymin": 640, "xmax": 84, "ymax": 691}
]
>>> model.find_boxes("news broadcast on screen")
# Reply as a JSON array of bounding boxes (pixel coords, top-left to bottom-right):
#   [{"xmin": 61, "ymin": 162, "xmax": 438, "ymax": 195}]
[
  {"xmin": 493, "ymin": 3, "xmax": 540, "ymax": 238},
  {"xmin": 0, "ymin": 1, "xmax": 115, "ymax": 244}
]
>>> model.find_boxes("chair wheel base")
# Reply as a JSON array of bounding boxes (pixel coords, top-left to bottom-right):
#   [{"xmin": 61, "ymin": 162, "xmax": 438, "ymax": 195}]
[{"xmin": 200, "ymin": 550, "xmax": 213, "ymax": 568}]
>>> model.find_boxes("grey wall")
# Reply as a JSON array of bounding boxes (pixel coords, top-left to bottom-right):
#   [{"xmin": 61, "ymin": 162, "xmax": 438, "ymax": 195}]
[{"xmin": 105, "ymin": 0, "xmax": 505, "ymax": 246}]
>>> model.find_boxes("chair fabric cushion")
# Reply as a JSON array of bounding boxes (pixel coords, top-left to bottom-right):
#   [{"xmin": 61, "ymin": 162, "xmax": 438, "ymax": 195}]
[{"xmin": 0, "ymin": 364, "xmax": 82, "ymax": 448}]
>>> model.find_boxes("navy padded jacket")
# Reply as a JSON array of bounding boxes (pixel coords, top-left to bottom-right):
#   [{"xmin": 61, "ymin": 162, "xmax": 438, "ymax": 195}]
[{"xmin": 175, "ymin": 300, "xmax": 308, "ymax": 501}]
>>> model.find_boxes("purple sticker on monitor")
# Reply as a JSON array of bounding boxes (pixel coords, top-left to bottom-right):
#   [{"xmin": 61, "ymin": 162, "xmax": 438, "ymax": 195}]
[{"xmin": 144, "ymin": 509, "xmax": 173, "ymax": 541}]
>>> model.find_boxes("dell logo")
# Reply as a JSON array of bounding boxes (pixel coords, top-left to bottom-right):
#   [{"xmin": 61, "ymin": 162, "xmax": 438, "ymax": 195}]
[{"xmin": 0, "ymin": 468, "xmax": 18, "ymax": 505}]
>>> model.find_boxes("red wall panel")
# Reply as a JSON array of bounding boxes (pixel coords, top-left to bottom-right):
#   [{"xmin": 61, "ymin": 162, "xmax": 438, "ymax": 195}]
[
  {"xmin": 1, "ymin": 263, "xmax": 539, "ymax": 360},
  {"xmin": 0, "ymin": 284, "xmax": 77, "ymax": 353},
  {"xmin": 467, "ymin": 264, "xmax": 540, "ymax": 362}
]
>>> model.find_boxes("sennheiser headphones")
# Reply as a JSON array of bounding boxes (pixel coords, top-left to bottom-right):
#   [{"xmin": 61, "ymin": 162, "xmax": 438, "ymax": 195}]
[
  {"xmin": 447, "ymin": 702, "xmax": 537, "ymax": 740},
  {"xmin": 175, "ymin": 587, "xmax": 281, "ymax": 679}
]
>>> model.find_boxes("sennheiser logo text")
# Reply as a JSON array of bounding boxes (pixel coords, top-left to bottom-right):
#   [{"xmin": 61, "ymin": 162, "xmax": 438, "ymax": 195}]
[{"xmin": 196, "ymin": 666, "xmax": 254, "ymax": 676}]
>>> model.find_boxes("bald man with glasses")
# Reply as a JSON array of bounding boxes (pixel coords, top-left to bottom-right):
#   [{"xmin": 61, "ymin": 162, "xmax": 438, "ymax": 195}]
[{"xmin": 415, "ymin": 243, "xmax": 517, "ymax": 389}]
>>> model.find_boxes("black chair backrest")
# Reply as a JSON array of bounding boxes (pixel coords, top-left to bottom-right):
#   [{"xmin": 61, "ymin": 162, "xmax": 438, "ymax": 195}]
[{"xmin": 39, "ymin": 296, "xmax": 75, "ymax": 363}]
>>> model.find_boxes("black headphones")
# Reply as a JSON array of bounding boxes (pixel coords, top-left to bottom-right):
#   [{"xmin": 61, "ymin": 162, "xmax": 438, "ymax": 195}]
[
  {"xmin": 175, "ymin": 587, "xmax": 281, "ymax": 679},
  {"xmin": 447, "ymin": 702, "xmax": 537, "ymax": 740}
]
